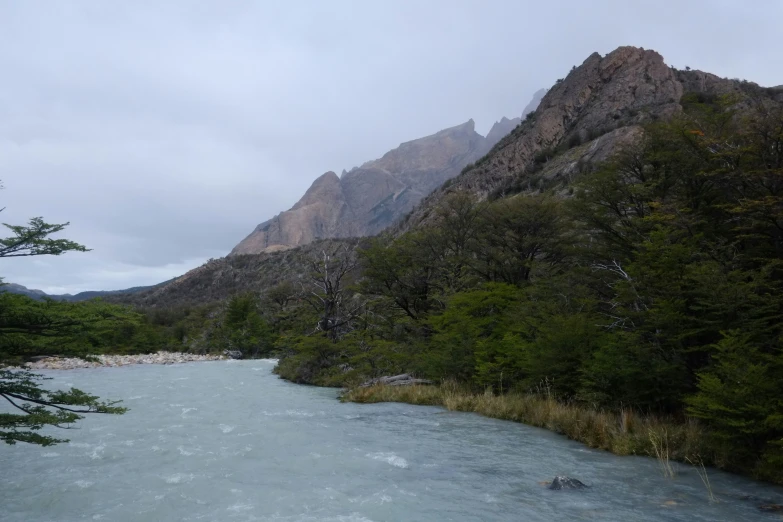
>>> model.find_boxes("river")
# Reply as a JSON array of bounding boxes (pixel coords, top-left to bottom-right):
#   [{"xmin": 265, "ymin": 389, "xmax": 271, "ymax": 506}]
[{"xmin": 1, "ymin": 360, "xmax": 781, "ymax": 521}]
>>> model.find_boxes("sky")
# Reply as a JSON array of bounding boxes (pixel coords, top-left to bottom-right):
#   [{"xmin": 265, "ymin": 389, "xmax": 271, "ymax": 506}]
[{"xmin": 1, "ymin": 1, "xmax": 781, "ymax": 294}]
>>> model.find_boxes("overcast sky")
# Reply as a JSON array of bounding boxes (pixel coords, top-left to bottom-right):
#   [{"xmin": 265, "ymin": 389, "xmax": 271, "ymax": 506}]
[{"xmin": 1, "ymin": 1, "xmax": 781, "ymax": 294}]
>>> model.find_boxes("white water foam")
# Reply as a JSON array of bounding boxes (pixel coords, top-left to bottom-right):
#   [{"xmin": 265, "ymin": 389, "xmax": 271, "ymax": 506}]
[
  {"xmin": 219, "ymin": 424, "xmax": 235, "ymax": 433},
  {"xmin": 261, "ymin": 409, "xmax": 315, "ymax": 417},
  {"xmin": 163, "ymin": 473, "xmax": 194, "ymax": 484},
  {"xmin": 74, "ymin": 480, "xmax": 94, "ymax": 489},
  {"xmin": 89, "ymin": 444, "xmax": 105, "ymax": 460},
  {"xmin": 365, "ymin": 452, "xmax": 409, "ymax": 469},
  {"xmin": 227, "ymin": 503, "xmax": 253, "ymax": 512}
]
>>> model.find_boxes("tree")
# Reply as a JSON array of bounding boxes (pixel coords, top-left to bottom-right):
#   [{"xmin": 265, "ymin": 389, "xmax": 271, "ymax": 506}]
[
  {"xmin": 1, "ymin": 186, "xmax": 126, "ymax": 445},
  {"xmin": 209, "ymin": 293, "xmax": 276, "ymax": 357},
  {"xmin": 299, "ymin": 244, "xmax": 363, "ymax": 341},
  {"xmin": 0, "ymin": 369, "xmax": 126, "ymax": 446},
  {"xmin": 0, "ymin": 217, "xmax": 89, "ymax": 259}
]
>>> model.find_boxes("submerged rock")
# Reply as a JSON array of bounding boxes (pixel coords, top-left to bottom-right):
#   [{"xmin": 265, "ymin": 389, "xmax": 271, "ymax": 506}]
[
  {"xmin": 548, "ymin": 476, "xmax": 588, "ymax": 490},
  {"xmin": 759, "ymin": 504, "xmax": 783, "ymax": 512}
]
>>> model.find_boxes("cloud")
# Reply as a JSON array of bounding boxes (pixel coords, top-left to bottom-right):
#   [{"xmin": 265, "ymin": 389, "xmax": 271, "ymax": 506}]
[{"xmin": 1, "ymin": 0, "xmax": 781, "ymax": 292}]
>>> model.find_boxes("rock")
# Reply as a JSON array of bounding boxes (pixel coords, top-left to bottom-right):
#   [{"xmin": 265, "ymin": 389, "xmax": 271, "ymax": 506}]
[
  {"xmin": 20, "ymin": 351, "xmax": 226, "ymax": 370},
  {"xmin": 548, "ymin": 476, "xmax": 588, "ymax": 490},
  {"xmin": 359, "ymin": 373, "xmax": 433, "ymax": 387},
  {"xmin": 223, "ymin": 350, "xmax": 243, "ymax": 360}
]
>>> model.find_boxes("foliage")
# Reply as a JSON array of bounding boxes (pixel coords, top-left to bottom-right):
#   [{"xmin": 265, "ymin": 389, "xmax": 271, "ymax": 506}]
[
  {"xmin": 205, "ymin": 294, "xmax": 276, "ymax": 357},
  {"xmin": 0, "ymin": 217, "xmax": 89, "ymax": 259},
  {"xmin": 0, "ymin": 369, "xmax": 126, "ymax": 446}
]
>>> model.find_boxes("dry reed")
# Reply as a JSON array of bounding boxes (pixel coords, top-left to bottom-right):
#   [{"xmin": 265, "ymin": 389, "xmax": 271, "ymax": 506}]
[{"xmin": 343, "ymin": 382, "xmax": 710, "ymax": 466}]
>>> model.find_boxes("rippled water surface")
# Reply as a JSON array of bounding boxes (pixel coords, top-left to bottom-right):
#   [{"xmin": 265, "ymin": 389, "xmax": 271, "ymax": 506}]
[{"xmin": 2, "ymin": 360, "xmax": 782, "ymax": 521}]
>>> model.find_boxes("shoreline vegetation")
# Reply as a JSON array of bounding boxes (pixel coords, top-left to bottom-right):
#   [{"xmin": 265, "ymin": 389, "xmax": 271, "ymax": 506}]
[{"xmin": 343, "ymin": 382, "xmax": 716, "ymax": 476}]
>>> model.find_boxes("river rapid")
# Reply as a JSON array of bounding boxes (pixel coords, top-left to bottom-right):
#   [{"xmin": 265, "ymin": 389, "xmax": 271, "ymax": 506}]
[{"xmin": 1, "ymin": 360, "xmax": 781, "ymax": 521}]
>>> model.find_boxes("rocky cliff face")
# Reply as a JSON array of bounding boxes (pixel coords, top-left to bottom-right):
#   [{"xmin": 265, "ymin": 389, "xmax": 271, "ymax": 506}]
[
  {"xmin": 231, "ymin": 113, "xmax": 527, "ymax": 255},
  {"xmin": 405, "ymin": 46, "xmax": 767, "ymax": 224}
]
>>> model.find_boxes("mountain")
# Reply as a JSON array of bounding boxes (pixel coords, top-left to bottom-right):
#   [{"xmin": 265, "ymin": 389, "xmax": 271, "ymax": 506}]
[
  {"xmin": 125, "ymin": 45, "xmax": 782, "ymax": 311},
  {"xmin": 521, "ymin": 87, "xmax": 547, "ymax": 116},
  {"xmin": 2, "ymin": 282, "xmax": 166, "ymax": 301},
  {"xmin": 403, "ymin": 46, "xmax": 782, "ymax": 226},
  {"xmin": 231, "ymin": 105, "xmax": 542, "ymax": 255},
  {"xmin": 2, "ymin": 283, "xmax": 49, "ymax": 300},
  {"xmin": 484, "ymin": 116, "xmax": 522, "ymax": 146}
]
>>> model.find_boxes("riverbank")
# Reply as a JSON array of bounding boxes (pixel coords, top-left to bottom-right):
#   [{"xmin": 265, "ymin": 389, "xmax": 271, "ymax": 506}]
[
  {"xmin": 16, "ymin": 352, "xmax": 225, "ymax": 370},
  {"xmin": 342, "ymin": 381, "xmax": 730, "ymax": 478}
]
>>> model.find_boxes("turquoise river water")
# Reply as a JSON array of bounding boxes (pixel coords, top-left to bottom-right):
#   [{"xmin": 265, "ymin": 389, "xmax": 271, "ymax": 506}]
[{"xmin": 1, "ymin": 360, "xmax": 782, "ymax": 521}]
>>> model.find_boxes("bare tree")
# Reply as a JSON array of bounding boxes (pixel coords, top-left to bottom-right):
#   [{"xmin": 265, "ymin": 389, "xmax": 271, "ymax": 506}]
[{"xmin": 299, "ymin": 243, "xmax": 363, "ymax": 341}]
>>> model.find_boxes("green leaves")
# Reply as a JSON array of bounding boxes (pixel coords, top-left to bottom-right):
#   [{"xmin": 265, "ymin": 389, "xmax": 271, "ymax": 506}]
[
  {"xmin": 0, "ymin": 217, "xmax": 89, "ymax": 258},
  {"xmin": 0, "ymin": 369, "xmax": 127, "ymax": 446}
]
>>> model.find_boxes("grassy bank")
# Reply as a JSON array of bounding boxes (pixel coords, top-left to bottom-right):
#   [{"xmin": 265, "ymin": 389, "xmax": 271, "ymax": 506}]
[{"xmin": 343, "ymin": 382, "xmax": 714, "ymax": 472}]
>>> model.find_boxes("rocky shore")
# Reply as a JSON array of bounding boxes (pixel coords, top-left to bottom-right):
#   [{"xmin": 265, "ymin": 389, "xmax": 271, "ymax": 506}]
[{"xmin": 16, "ymin": 352, "xmax": 226, "ymax": 370}]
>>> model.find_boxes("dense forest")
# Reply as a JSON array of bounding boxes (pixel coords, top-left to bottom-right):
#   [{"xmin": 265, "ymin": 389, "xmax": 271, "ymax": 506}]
[{"xmin": 2, "ymin": 92, "xmax": 781, "ymax": 481}]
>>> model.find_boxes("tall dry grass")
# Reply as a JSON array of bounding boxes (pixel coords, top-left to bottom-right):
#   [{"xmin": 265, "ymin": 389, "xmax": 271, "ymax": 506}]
[{"xmin": 343, "ymin": 382, "xmax": 709, "ymax": 465}]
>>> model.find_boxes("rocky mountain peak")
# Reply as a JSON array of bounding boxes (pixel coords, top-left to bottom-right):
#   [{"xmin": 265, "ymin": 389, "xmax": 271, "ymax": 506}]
[
  {"xmin": 486, "ymin": 116, "xmax": 521, "ymax": 146},
  {"xmin": 401, "ymin": 45, "xmax": 767, "ymax": 229},
  {"xmin": 294, "ymin": 171, "xmax": 342, "ymax": 209},
  {"xmin": 362, "ymin": 119, "xmax": 483, "ymax": 174},
  {"xmin": 522, "ymin": 88, "xmax": 547, "ymax": 116}
]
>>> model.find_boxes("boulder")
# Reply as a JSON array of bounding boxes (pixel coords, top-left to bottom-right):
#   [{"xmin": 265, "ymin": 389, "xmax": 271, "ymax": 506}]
[
  {"xmin": 223, "ymin": 350, "xmax": 243, "ymax": 360},
  {"xmin": 548, "ymin": 476, "xmax": 588, "ymax": 490}
]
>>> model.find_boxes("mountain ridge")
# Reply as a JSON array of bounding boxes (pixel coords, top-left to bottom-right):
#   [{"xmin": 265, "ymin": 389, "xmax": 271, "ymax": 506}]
[{"xmin": 231, "ymin": 102, "xmax": 543, "ymax": 255}]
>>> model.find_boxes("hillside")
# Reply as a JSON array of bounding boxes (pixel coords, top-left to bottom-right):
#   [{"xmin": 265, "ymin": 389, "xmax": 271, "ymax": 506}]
[{"xmin": 111, "ymin": 238, "xmax": 358, "ymax": 308}]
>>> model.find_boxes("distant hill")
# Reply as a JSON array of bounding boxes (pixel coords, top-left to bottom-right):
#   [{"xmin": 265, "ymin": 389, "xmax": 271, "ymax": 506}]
[
  {"xmin": 1, "ymin": 281, "xmax": 169, "ymax": 302},
  {"xmin": 2, "ymin": 283, "xmax": 49, "ymax": 300}
]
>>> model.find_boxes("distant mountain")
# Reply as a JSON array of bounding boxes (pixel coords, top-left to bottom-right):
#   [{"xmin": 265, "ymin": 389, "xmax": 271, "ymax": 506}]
[
  {"xmin": 1, "ymin": 282, "xmax": 167, "ymax": 301},
  {"xmin": 230, "ymin": 92, "xmax": 546, "ymax": 256},
  {"xmin": 521, "ymin": 88, "xmax": 547, "ymax": 116},
  {"xmin": 2, "ymin": 283, "xmax": 49, "ymax": 300}
]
